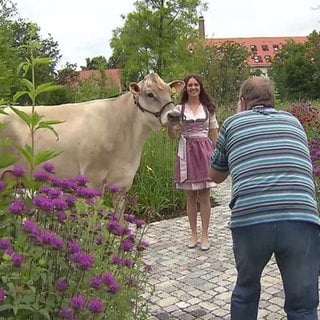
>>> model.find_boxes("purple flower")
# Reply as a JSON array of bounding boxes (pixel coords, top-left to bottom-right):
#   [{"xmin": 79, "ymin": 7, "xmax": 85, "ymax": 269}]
[
  {"xmin": 0, "ymin": 287, "xmax": 6, "ymax": 304},
  {"xmin": 101, "ymin": 272, "xmax": 121, "ymax": 294},
  {"xmin": 89, "ymin": 276, "xmax": 103, "ymax": 288},
  {"xmin": 108, "ymin": 184, "xmax": 120, "ymax": 193},
  {"xmin": 57, "ymin": 211, "xmax": 68, "ymax": 222},
  {"xmin": 56, "ymin": 279, "xmax": 69, "ymax": 292},
  {"xmin": 40, "ymin": 231, "xmax": 64, "ymax": 250},
  {"xmin": 134, "ymin": 218, "xmax": 145, "ymax": 228},
  {"xmin": 124, "ymin": 214, "xmax": 136, "ymax": 223},
  {"xmin": 67, "ymin": 241, "xmax": 81, "ymax": 254},
  {"xmin": 122, "ymin": 258, "xmax": 133, "ymax": 267},
  {"xmin": 8, "ymin": 199, "xmax": 25, "ymax": 215},
  {"xmin": 4, "ymin": 248, "xmax": 14, "ymax": 255},
  {"xmin": 120, "ymin": 237, "xmax": 135, "ymax": 252},
  {"xmin": 101, "ymin": 272, "xmax": 116, "ymax": 286},
  {"xmin": 106, "ymin": 219, "xmax": 125, "ymax": 236},
  {"xmin": 0, "ymin": 238, "xmax": 11, "ymax": 250},
  {"xmin": 52, "ymin": 198, "xmax": 68, "ymax": 211},
  {"xmin": 11, "ymin": 253, "xmax": 24, "ymax": 267},
  {"xmin": 108, "ymin": 281, "xmax": 121, "ymax": 294},
  {"xmin": 87, "ymin": 298, "xmax": 104, "ymax": 314},
  {"xmin": 39, "ymin": 185, "xmax": 51, "ymax": 194},
  {"xmin": 74, "ymin": 175, "xmax": 88, "ymax": 186},
  {"xmin": 136, "ymin": 239, "xmax": 150, "ymax": 251},
  {"xmin": 76, "ymin": 186, "xmax": 100, "ymax": 199},
  {"xmin": 33, "ymin": 195, "xmax": 53, "ymax": 211},
  {"xmin": 22, "ymin": 220, "xmax": 40, "ymax": 237},
  {"xmin": 47, "ymin": 188, "xmax": 61, "ymax": 198},
  {"xmin": 42, "ymin": 162, "xmax": 55, "ymax": 173},
  {"xmin": 64, "ymin": 195, "xmax": 77, "ymax": 208},
  {"xmin": 33, "ymin": 171, "xmax": 50, "ymax": 182},
  {"xmin": 59, "ymin": 307, "xmax": 74, "ymax": 319},
  {"xmin": 12, "ymin": 165, "xmax": 25, "ymax": 177},
  {"xmin": 111, "ymin": 256, "xmax": 122, "ymax": 266},
  {"xmin": 71, "ymin": 252, "xmax": 94, "ymax": 270},
  {"xmin": 69, "ymin": 295, "xmax": 86, "ymax": 310}
]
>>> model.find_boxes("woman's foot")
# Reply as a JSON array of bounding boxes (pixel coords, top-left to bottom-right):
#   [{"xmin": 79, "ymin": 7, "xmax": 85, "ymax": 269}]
[
  {"xmin": 187, "ymin": 235, "xmax": 198, "ymax": 248},
  {"xmin": 200, "ymin": 237, "xmax": 210, "ymax": 251}
]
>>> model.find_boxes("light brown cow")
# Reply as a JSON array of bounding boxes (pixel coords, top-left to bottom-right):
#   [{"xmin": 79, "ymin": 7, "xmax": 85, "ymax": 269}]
[{"xmin": 0, "ymin": 73, "xmax": 184, "ymax": 199}]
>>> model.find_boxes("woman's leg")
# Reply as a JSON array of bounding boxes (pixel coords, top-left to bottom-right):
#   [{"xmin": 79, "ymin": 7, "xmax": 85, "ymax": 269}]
[
  {"xmin": 185, "ymin": 190, "xmax": 198, "ymax": 247},
  {"xmin": 198, "ymin": 188, "xmax": 211, "ymax": 249}
]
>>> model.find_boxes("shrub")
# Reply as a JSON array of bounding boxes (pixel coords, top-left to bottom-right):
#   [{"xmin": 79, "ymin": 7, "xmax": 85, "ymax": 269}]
[
  {"xmin": 0, "ymin": 165, "xmax": 153, "ymax": 319},
  {"xmin": 287, "ymin": 103, "xmax": 320, "ymax": 206}
]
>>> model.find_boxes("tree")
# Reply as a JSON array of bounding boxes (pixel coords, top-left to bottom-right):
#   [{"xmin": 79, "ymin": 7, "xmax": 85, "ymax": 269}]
[
  {"xmin": 270, "ymin": 33, "xmax": 320, "ymax": 101},
  {"xmin": 187, "ymin": 40, "xmax": 250, "ymax": 106},
  {"xmin": 81, "ymin": 56, "xmax": 108, "ymax": 70},
  {"xmin": 109, "ymin": 0, "xmax": 208, "ymax": 85},
  {"xmin": 0, "ymin": 2, "xmax": 63, "ymax": 105}
]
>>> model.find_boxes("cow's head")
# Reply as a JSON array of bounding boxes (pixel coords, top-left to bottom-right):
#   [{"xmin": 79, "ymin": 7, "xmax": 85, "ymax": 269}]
[{"xmin": 129, "ymin": 73, "xmax": 184, "ymax": 129}]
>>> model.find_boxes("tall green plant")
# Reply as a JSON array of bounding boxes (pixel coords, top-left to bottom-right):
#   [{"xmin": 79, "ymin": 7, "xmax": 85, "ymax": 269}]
[
  {"xmin": 10, "ymin": 38, "xmax": 63, "ymax": 179},
  {"xmin": 129, "ymin": 130, "xmax": 185, "ymax": 219}
]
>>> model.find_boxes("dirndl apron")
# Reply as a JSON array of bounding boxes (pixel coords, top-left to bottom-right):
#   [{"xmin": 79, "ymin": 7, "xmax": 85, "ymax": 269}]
[{"xmin": 173, "ymin": 104, "xmax": 216, "ymax": 190}]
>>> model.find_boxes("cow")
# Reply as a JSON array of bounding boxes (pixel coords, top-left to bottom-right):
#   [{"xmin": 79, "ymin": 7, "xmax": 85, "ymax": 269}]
[{"xmin": 0, "ymin": 73, "xmax": 184, "ymax": 213}]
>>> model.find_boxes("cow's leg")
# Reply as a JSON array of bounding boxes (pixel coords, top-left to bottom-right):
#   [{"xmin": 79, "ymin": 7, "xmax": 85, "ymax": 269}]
[{"xmin": 111, "ymin": 192, "xmax": 127, "ymax": 222}]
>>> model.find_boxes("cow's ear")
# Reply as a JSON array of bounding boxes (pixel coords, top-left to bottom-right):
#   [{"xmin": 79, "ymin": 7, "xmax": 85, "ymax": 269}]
[
  {"xmin": 129, "ymin": 82, "xmax": 140, "ymax": 95},
  {"xmin": 169, "ymin": 80, "xmax": 185, "ymax": 92}
]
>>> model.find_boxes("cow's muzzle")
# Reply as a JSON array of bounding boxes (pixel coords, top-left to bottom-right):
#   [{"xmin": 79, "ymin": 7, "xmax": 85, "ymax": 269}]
[{"xmin": 167, "ymin": 111, "xmax": 181, "ymax": 125}]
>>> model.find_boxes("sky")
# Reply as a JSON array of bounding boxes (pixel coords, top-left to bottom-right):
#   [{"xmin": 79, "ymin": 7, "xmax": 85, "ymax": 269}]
[{"xmin": 14, "ymin": 0, "xmax": 320, "ymax": 70}]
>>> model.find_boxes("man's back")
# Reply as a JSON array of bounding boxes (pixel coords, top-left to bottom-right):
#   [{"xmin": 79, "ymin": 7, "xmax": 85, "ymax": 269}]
[{"xmin": 211, "ymin": 105, "xmax": 320, "ymax": 228}]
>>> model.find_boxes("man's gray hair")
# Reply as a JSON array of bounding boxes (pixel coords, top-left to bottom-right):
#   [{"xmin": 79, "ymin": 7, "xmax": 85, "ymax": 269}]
[{"xmin": 239, "ymin": 76, "xmax": 275, "ymax": 108}]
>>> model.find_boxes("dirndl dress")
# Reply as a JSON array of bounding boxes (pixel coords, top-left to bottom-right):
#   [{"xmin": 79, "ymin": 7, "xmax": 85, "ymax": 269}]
[{"xmin": 173, "ymin": 104, "xmax": 216, "ymax": 191}]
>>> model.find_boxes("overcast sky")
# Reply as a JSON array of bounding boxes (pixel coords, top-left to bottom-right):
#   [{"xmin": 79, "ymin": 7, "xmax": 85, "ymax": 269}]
[{"xmin": 14, "ymin": 0, "xmax": 320, "ymax": 69}]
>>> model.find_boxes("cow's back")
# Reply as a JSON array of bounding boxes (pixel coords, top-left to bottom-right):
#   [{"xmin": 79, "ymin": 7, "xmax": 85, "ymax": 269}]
[{"xmin": 0, "ymin": 95, "xmax": 138, "ymax": 188}]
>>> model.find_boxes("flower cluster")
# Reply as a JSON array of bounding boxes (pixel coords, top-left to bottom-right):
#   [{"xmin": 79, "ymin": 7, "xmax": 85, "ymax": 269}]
[
  {"xmin": 288, "ymin": 104, "xmax": 320, "ymax": 205},
  {"xmin": 0, "ymin": 163, "xmax": 153, "ymax": 320}
]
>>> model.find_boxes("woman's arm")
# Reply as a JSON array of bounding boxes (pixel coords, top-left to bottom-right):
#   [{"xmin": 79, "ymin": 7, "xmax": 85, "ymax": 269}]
[
  {"xmin": 167, "ymin": 126, "xmax": 178, "ymax": 140},
  {"xmin": 208, "ymin": 127, "xmax": 218, "ymax": 144}
]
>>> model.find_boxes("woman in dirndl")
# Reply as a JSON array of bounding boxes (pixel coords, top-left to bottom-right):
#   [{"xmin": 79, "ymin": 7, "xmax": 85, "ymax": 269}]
[{"xmin": 168, "ymin": 74, "xmax": 219, "ymax": 251}]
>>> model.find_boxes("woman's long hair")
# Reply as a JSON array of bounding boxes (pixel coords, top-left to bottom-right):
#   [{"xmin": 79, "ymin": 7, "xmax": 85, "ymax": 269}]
[{"xmin": 179, "ymin": 73, "xmax": 216, "ymax": 114}]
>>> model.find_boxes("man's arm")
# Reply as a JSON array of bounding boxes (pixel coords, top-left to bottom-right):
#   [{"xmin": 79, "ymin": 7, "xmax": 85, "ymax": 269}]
[{"xmin": 208, "ymin": 166, "xmax": 229, "ymax": 184}]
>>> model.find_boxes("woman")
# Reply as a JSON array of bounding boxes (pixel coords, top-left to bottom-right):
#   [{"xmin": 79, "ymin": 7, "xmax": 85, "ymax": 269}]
[{"xmin": 168, "ymin": 74, "xmax": 219, "ymax": 251}]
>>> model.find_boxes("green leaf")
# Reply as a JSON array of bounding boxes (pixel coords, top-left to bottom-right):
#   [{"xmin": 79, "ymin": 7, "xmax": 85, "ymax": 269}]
[
  {"xmin": 34, "ymin": 150, "xmax": 61, "ymax": 166},
  {"xmin": 13, "ymin": 304, "xmax": 35, "ymax": 315},
  {"xmin": 10, "ymin": 107, "xmax": 32, "ymax": 127},
  {"xmin": 16, "ymin": 144, "xmax": 33, "ymax": 166},
  {"xmin": 17, "ymin": 62, "xmax": 30, "ymax": 77},
  {"xmin": 35, "ymin": 120, "xmax": 63, "ymax": 140},
  {"xmin": 21, "ymin": 78, "xmax": 34, "ymax": 92},
  {"xmin": 13, "ymin": 91, "xmax": 29, "ymax": 102},
  {"xmin": 33, "ymin": 57, "xmax": 52, "ymax": 66},
  {"xmin": 37, "ymin": 309, "xmax": 51, "ymax": 320},
  {"xmin": 35, "ymin": 83, "xmax": 63, "ymax": 96},
  {"xmin": 0, "ymin": 304, "xmax": 13, "ymax": 312},
  {"xmin": 30, "ymin": 112, "xmax": 43, "ymax": 127}
]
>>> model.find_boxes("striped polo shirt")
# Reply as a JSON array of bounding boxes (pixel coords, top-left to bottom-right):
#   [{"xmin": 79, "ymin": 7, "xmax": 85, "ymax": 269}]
[{"xmin": 210, "ymin": 105, "xmax": 320, "ymax": 229}]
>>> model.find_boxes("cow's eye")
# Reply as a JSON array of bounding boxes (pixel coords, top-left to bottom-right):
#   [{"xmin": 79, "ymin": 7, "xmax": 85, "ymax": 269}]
[{"xmin": 147, "ymin": 93, "xmax": 155, "ymax": 99}]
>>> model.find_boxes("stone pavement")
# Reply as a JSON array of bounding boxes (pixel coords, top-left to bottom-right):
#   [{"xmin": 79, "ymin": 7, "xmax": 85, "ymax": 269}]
[{"xmin": 143, "ymin": 178, "xmax": 320, "ymax": 320}]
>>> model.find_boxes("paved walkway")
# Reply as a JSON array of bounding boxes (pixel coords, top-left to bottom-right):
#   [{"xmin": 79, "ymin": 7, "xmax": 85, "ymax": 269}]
[{"xmin": 143, "ymin": 178, "xmax": 320, "ymax": 320}]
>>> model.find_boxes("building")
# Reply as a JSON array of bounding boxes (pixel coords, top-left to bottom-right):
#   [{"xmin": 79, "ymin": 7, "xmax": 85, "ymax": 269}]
[
  {"xmin": 77, "ymin": 68, "xmax": 122, "ymax": 90},
  {"xmin": 205, "ymin": 36, "xmax": 307, "ymax": 74},
  {"xmin": 198, "ymin": 17, "xmax": 307, "ymax": 75}
]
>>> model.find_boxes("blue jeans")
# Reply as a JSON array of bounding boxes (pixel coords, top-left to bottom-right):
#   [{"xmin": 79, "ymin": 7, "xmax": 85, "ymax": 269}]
[{"xmin": 231, "ymin": 221, "xmax": 320, "ymax": 320}]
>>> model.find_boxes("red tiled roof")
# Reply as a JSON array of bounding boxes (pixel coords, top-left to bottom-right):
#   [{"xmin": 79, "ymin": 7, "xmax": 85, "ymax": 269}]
[
  {"xmin": 78, "ymin": 68, "xmax": 121, "ymax": 88},
  {"xmin": 204, "ymin": 36, "xmax": 307, "ymax": 67}
]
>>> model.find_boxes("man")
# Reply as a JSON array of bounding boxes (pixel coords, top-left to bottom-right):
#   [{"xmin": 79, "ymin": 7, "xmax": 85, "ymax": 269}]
[{"xmin": 208, "ymin": 76, "xmax": 320, "ymax": 320}]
